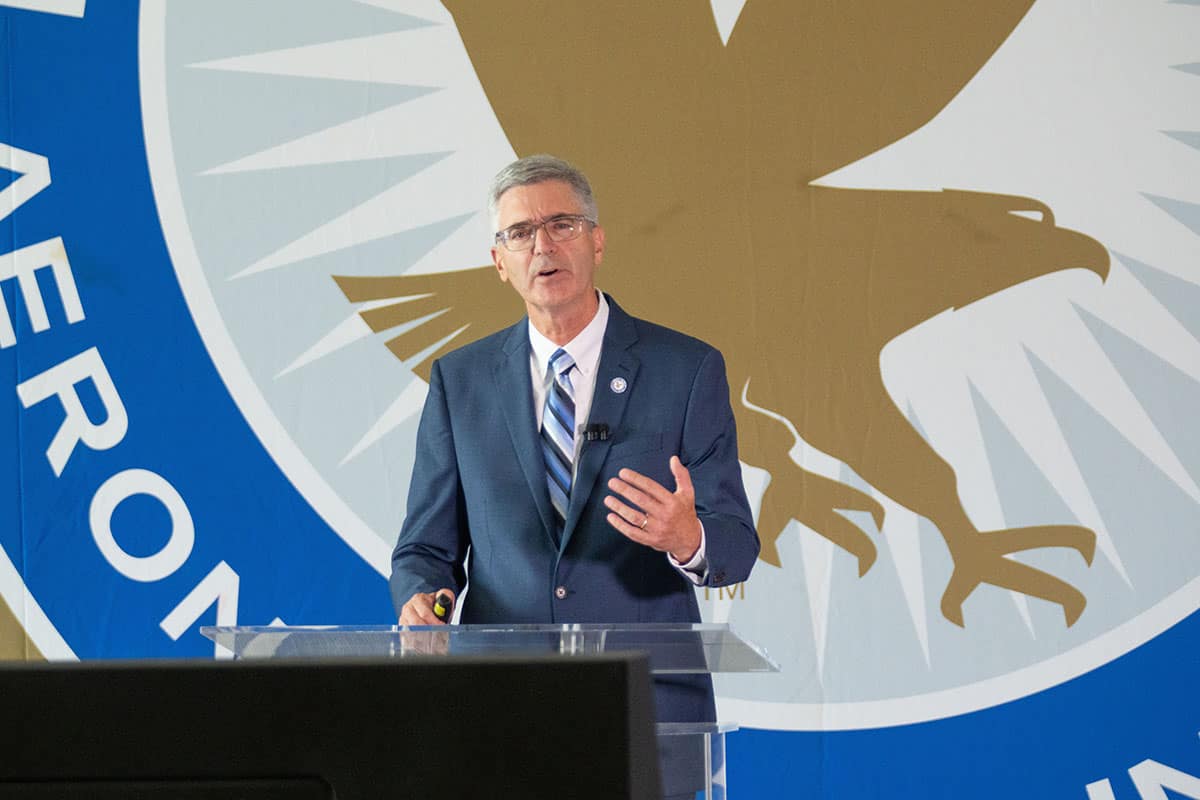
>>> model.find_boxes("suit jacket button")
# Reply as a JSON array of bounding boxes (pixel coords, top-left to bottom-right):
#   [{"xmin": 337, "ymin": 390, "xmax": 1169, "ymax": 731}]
[
  {"xmin": 714, "ymin": 572, "xmax": 726, "ymax": 584},
  {"xmin": 554, "ymin": 586, "xmax": 567, "ymax": 600}
]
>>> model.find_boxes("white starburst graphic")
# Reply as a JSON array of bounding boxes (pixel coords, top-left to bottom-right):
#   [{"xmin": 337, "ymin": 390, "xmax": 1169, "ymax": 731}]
[{"xmin": 140, "ymin": 0, "xmax": 1200, "ymax": 729}]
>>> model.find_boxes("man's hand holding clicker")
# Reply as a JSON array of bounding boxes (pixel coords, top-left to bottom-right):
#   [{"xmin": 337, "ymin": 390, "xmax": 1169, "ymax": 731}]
[
  {"xmin": 604, "ymin": 456, "xmax": 702, "ymax": 562},
  {"xmin": 398, "ymin": 588, "xmax": 456, "ymax": 626}
]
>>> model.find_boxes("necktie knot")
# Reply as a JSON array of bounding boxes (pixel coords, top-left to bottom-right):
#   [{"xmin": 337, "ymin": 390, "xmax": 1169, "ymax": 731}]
[{"xmin": 550, "ymin": 348, "xmax": 574, "ymax": 377}]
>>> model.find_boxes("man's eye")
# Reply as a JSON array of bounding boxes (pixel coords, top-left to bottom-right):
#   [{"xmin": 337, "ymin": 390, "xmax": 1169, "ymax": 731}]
[
  {"xmin": 508, "ymin": 226, "xmax": 532, "ymax": 241},
  {"xmin": 550, "ymin": 219, "xmax": 576, "ymax": 232}
]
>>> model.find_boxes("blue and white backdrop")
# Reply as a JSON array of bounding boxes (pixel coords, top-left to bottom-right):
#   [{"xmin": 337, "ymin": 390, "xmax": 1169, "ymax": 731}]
[{"xmin": 2, "ymin": 2, "xmax": 1199, "ymax": 797}]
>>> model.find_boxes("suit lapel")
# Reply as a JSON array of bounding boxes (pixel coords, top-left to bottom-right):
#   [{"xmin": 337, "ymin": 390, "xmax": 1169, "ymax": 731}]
[
  {"xmin": 494, "ymin": 320, "xmax": 559, "ymax": 547},
  {"xmin": 561, "ymin": 298, "xmax": 640, "ymax": 551}
]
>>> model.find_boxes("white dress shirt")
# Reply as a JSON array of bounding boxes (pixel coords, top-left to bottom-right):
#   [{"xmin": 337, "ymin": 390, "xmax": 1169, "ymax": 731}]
[{"xmin": 527, "ymin": 291, "xmax": 708, "ymax": 583}]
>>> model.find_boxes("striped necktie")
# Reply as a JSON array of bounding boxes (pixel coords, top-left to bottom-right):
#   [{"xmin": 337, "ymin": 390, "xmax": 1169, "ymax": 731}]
[{"xmin": 541, "ymin": 348, "xmax": 576, "ymax": 536}]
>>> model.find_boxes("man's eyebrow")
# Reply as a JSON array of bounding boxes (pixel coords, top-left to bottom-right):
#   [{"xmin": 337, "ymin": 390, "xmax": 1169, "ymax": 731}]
[{"xmin": 502, "ymin": 212, "xmax": 580, "ymax": 229}]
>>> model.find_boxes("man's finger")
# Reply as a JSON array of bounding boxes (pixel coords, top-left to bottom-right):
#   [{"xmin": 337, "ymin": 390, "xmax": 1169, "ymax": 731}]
[
  {"xmin": 603, "ymin": 494, "xmax": 647, "ymax": 527},
  {"xmin": 607, "ymin": 476, "xmax": 657, "ymax": 513},
  {"xmin": 399, "ymin": 606, "xmax": 430, "ymax": 625},
  {"xmin": 399, "ymin": 604, "xmax": 431, "ymax": 625},
  {"xmin": 669, "ymin": 456, "xmax": 694, "ymax": 497},
  {"xmin": 606, "ymin": 512, "xmax": 652, "ymax": 545},
  {"xmin": 616, "ymin": 468, "xmax": 672, "ymax": 501}
]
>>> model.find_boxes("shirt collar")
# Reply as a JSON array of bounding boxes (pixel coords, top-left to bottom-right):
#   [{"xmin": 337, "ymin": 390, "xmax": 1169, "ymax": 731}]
[{"xmin": 528, "ymin": 290, "xmax": 609, "ymax": 377}]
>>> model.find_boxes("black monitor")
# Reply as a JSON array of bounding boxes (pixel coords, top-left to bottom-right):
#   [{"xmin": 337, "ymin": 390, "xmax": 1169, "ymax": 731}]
[{"xmin": 0, "ymin": 654, "xmax": 661, "ymax": 799}]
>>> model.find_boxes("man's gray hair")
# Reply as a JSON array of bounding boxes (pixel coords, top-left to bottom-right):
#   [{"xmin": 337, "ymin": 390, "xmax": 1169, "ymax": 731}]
[{"xmin": 487, "ymin": 154, "xmax": 598, "ymax": 231}]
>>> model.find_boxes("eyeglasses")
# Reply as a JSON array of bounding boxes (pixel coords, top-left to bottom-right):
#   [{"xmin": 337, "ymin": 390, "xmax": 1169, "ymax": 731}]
[{"xmin": 494, "ymin": 214, "xmax": 596, "ymax": 252}]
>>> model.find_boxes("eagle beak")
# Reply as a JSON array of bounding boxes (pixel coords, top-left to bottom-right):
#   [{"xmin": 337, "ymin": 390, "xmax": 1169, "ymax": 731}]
[{"xmin": 1046, "ymin": 217, "xmax": 1110, "ymax": 283}]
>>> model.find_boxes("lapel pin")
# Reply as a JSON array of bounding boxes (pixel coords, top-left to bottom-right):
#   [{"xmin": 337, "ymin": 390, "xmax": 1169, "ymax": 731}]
[{"xmin": 610, "ymin": 377, "xmax": 628, "ymax": 394}]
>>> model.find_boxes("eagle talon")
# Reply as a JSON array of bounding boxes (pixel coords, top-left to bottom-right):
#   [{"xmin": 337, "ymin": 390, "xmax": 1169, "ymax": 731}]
[
  {"xmin": 940, "ymin": 526, "xmax": 1096, "ymax": 628},
  {"xmin": 980, "ymin": 524, "xmax": 1097, "ymax": 564},
  {"xmin": 754, "ymin": 461, "xmax": 884, "ymax": 577}
]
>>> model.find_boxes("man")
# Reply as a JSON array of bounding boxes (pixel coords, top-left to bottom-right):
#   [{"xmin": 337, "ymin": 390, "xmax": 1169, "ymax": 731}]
[{"xmin": 391, "ymin": 154, "xmax": 758, "ymax": 794}]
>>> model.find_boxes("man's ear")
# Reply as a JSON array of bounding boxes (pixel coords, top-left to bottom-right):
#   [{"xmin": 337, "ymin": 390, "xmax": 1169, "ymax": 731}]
[
  {"xmin": 492, "ymin": 246, "xmax": 509, "ymax": 282},
  {"xmin": 591, "ymin": 224, "xmax": 606, "ymax": 264}
]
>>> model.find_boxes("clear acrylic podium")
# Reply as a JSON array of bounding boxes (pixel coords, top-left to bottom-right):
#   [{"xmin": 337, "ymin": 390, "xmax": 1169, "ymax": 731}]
[{"xmin": 203, "ymin": 623, "xmax": 777, "ymax": 799}]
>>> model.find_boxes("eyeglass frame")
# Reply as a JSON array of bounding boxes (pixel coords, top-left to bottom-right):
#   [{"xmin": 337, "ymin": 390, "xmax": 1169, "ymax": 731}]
[{"xmin": 493, "ymin": 214, "xmax": 598, "ymax": 252}]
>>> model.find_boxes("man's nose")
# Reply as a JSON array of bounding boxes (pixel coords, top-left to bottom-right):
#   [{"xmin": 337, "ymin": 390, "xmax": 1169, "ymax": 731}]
[{"xmin": 532, "ymin": 223, "xmax": 557, "ymax": 253}]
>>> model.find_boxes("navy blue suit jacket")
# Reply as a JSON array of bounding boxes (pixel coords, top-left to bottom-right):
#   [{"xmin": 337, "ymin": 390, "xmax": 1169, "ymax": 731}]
[{"xmin": 390, "ymin": 295, "xmax": 759, "ymax": 723}]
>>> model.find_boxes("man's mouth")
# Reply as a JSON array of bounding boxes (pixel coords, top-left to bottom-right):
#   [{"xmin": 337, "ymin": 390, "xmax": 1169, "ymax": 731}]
[{"xmin": 536, "ymin": 268, "xmax": 561, "ymax": 278}]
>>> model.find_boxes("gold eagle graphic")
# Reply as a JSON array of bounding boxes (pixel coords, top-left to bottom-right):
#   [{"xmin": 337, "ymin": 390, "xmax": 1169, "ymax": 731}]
[{"xmin": 335, "ymin": 0, "xmax": 1110, "ymax": 628}]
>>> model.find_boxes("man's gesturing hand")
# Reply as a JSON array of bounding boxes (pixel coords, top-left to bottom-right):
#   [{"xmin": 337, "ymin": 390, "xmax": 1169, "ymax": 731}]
[
  {"xmin": 605, "ymin": 456, "xmax": 702, "ymax": 562},
  {"xmin": 399, "ymin": 588, "xmax": 456, "ymax": 626}
]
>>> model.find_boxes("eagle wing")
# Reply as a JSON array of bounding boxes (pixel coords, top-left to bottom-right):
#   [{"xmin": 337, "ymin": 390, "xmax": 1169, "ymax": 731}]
[
  {"xmin": 727, "ymin": 0, "xmax": 1035, "ymax": 180},
  {"xmin": 442, "ymin": 1, "xmax": 724, "ymax": 173},
  {"xmin": 334, "ymin": 266, "xmax": 520, "ymax": 382}
]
